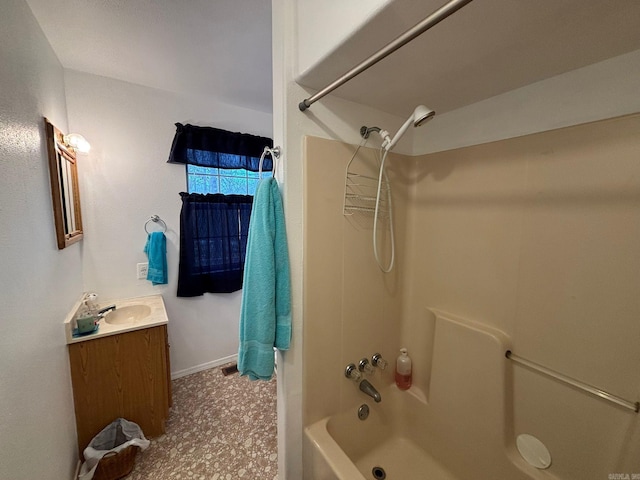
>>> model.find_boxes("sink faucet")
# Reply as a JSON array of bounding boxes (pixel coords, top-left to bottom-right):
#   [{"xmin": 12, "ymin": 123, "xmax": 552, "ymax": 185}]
[
  {"xmin": 97, "ymin": 304, "xmax": 116, "ymax": 317},
  {"xmin": 359, "ymin": 379, "xmax": 381, "ymax": 403}
]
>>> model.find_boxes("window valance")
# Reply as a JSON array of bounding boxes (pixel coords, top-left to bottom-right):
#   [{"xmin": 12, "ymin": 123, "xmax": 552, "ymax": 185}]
[{"xmin": 167, "ymin": 123, "xmax": 273, "ymax": 172}]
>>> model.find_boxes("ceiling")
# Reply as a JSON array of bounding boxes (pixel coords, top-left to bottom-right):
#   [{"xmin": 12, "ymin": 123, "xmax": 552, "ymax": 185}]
[
  {"xmin": 23, "ymin": 0, "xmax": 640, "ymax": 119},
  {"xmin": 297, "ymin": 0, "xmax": 640, "ymax": 117},
  {"xmin": 24, "ymin": 0, "xmax": 273, "ymax": 113}
]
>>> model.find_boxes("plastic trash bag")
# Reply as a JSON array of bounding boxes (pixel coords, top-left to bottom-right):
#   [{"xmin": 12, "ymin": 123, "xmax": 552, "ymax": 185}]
[{"xmin": 78, "ymin": 418, "xmax": 150, "ymax": 480}]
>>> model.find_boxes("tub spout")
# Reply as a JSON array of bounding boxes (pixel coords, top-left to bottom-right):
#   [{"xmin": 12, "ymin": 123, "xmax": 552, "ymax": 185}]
[{"xmin": 359, "ymin": 379, "xmax": 381, "ymax": 403}]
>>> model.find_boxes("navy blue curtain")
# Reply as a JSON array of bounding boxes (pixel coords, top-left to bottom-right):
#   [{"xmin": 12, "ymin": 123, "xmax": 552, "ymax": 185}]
[
  {"xmin": 177, "ymin": 193, "xmax": 253, "ymax": 296},
  {"xmin": 167, "ymin": 123, "xmax": 273, "ymax": 171}
]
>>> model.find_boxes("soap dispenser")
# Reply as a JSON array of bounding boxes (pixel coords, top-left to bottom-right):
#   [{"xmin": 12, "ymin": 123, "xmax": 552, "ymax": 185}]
[{"xmin": 395, "ymin": 348, "xmax": 412, "ymax": 390}]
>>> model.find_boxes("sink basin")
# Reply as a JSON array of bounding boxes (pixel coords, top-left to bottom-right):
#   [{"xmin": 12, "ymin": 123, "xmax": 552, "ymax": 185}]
[
  {"xmin": 103, "ymin": 305, "xmax": 152, "ymax": 325},
  {"xmin": 66, "ymin": 294, "xmax": 168, "ymax": 344}
]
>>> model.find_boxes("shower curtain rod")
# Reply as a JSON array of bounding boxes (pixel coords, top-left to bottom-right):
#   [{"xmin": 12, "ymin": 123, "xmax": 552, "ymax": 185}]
[
  {"xmin": 506, "ymin": 350, "xmax": 639, "ymax": 413},
  {"xmin": 298, "ymin": 0, "xmax": 475, "ymax": 112}
]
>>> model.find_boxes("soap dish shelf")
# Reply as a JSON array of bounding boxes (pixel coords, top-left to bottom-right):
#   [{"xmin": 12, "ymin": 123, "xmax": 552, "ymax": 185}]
[{"xmin": 343, "ymin": 172, "xmax": 389, "ymax": 218}]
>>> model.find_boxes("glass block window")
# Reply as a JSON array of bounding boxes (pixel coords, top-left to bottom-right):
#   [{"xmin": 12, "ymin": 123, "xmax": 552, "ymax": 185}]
[{"xmin": 187, "ymin": 164, "xmax": 272, "ymax": 195}]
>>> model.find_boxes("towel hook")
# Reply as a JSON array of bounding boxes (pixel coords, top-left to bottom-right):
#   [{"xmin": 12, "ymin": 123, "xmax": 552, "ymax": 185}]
[
  {"xmin": 259, "ymin": 146, "xmax": 281, "ymax": 181},
  {"xmin": 144, "ymin": 214, "xmax": 167, "ymax": 234}
]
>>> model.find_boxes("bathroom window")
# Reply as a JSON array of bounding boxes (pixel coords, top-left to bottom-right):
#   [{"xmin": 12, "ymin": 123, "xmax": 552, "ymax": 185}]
[
  {"xmin": 186, "ymin": 164, "xmax": 271, "ymax": 196},
  {"xmin": 168, "ymin": 123, "xmax": 273, "ymax": 296}
]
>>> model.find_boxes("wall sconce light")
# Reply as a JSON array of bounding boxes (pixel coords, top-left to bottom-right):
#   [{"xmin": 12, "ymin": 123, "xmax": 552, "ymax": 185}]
[{"xmin": 63, "ymin": 133, "xmax": 91, "ymax": 154}]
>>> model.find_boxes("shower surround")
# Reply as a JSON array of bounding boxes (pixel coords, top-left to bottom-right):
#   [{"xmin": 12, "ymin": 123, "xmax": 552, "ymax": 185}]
[{"xmin": 302, "ymin": 114, "xmax": 640, "ymax": 479}]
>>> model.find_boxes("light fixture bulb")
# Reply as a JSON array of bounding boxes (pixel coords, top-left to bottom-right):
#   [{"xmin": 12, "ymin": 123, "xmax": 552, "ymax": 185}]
[{"xmin": 64, "ymin": 133, "xmax": 91, "ymax": 154}]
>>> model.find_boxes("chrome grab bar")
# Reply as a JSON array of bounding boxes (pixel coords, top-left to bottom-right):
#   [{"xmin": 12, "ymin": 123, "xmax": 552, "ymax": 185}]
[{"xmin": 505, "ymin": 350, "xmax": 639, "ymax": 413}]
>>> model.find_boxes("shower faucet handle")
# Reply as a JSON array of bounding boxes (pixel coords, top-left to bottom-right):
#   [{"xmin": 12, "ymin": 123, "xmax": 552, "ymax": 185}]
[
  {"xmin": 358, "ymin": 358, "xmax": 375, "ymax": 375},
  {"xmin": 371, "ymin": 353, "xmax": 388, "ymax": 370},
  {"xmin": 345, "ymin": 363, "xmax": 362, "ymax": 382}
]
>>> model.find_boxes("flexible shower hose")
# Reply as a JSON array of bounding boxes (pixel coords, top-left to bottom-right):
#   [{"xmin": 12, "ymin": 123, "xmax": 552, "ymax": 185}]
[{"xmin": 372, "ymin": 148, "xmax": 394, "ymax": 272}]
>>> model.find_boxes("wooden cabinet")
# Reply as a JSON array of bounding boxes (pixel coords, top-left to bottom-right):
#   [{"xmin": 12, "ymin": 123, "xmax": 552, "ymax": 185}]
[{"xmin": 68, "ymin": 325, "xmax": 171, "ymax": 456}]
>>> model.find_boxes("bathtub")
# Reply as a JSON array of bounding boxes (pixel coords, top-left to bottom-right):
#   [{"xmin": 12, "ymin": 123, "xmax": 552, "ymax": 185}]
[
  {"xmin": 304, "ymin": 310, "xmax": 560, "ymax": 480},
  {"xmin": 305, "ymin": 387, "xmax": 464, "ymax": 480}
]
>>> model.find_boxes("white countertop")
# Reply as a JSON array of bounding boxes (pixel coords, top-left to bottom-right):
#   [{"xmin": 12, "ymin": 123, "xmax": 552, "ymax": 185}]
[{"xmin": 64, "ymin": 294, "xmax": 169, "ymax": 344}]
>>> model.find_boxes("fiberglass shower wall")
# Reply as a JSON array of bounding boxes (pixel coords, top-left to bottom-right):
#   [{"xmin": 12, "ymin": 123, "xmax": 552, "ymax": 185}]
[
  {"xmin": 302, "ymin": 114, "xmax": 640, "ymax": 479},
  {"xmin": 303, "ymin": 136, "xmax": 413, "ymax": 425},
  {"xmin": 402, "ymin": 113, "xmax": 640, "ymax": 478}
]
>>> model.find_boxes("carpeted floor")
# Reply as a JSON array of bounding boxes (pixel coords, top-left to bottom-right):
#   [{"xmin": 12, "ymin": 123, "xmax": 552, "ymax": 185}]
[{"xmin": 127, "ymin": 363, "xmax": 277, "ymax": 479}]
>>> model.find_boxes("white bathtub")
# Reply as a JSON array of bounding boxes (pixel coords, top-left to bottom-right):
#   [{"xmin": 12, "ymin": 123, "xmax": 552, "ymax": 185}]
[
  {"xmin": 304, "ymin": 310, "xmax": 560, "ymax": 480},
  {"xmin": 305, "ymin": 388, "xmax": 463, "ymax": 480}
]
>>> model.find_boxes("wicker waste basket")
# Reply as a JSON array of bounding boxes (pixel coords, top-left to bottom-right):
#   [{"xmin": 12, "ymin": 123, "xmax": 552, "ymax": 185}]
[
  {"xmin": 78, "ymin": 418, "xmax": 150, "ymax": 480},
  {"xmin": 93, "ymin": 445, "xmax": 140, "ymax": 480}
]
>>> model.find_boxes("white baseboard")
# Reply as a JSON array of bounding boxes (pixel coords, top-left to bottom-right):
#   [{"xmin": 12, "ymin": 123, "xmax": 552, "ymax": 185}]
[{"xmin": 171, "ymin": 354, "xmax": 238, "ymax": 380}]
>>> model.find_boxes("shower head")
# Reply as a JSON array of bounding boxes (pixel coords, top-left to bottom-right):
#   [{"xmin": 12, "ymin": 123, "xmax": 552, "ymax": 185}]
[
  {"xmin": 384, "ymin": 105, "xmax": 435, "ymax": 151},
  {"xmin": 413, "ymin": 105, "xmax": 436, "ymax": 127}
]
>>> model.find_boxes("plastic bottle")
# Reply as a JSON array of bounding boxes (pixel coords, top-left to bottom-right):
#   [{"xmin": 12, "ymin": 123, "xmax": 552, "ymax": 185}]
[
  {"xmin": 85, "ymin": 292, "xmax": 99, "ymax": 316},
  {"xmin": 395, "ymin": 348, "xmax": 412, "ymax": 390}
]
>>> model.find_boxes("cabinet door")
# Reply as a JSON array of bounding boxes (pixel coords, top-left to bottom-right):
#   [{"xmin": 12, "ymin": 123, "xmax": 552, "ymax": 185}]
[
  {"xmin": 68, "ymin": 326, "xmax": 170, "ymax": 455},
  {"xmin": 118, "ymin": 327, "xmax": 169, "ymax": 437}
]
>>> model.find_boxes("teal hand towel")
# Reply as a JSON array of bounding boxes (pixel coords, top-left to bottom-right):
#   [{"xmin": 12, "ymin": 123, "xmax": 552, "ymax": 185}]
[
  {"xmin": 238, "ymin": 178, "xmax": 291, "ymax": 381},
  {"xmin": 144, "ymin": 232, "xmax": 168, "ymax": 285}
]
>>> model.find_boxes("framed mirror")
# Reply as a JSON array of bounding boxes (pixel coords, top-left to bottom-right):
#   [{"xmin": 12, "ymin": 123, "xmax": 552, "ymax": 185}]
[{"xmin": 45, "ymin": 118, "xmax": 84, "ymax": 249}]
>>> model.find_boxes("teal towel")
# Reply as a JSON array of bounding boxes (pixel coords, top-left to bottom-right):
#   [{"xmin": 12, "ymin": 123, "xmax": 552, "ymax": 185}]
[
  {"xmin": 144, "ymin": 232, "xmax": 168, "ymax": 285},
  {"xmin": 238, "ymin": 178, "xmax": 291, "ymax": 381}
]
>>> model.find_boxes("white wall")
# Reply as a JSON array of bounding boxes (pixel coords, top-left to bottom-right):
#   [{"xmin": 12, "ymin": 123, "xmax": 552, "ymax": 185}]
[
  {"xmin": 415, "ymin": 48, "xmax": 640, "ymax": 155},
  {"xmin": 0, "ymin": 1, "xmax": 80, "ymax": 478},
  {"xmin": 64, "ymin": 70, "xmax": 273, "ymax": 376},
  {"xmin": 296, "ymin": 0, "xmax": 390, "ymax": 76}
]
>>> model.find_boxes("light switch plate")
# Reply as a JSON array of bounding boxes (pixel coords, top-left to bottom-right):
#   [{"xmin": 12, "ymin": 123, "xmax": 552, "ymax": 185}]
[{"xmin": 137, "ymin": 262, "xmax": 148, "ymax": 279}]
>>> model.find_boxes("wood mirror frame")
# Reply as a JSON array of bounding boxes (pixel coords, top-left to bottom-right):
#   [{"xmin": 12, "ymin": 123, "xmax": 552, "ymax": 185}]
[{"xmin": 45, "ymin": 118, "xmax": 84, "ymax": 249}]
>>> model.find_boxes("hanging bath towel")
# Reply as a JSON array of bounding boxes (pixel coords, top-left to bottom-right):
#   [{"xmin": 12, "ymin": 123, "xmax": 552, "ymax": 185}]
[
  {"xmin": 238, "ymin": 177, "xmax": 291, "ymax": 381},
  {"xmin": 144, "ymin": 231, "xmax": 168, "ymax": 285}
]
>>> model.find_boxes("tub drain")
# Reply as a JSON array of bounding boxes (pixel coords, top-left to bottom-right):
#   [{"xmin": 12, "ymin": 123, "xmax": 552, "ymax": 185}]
[{"xmin": 372, "ymin": 466, "xmax": 386, "ymax": 480}]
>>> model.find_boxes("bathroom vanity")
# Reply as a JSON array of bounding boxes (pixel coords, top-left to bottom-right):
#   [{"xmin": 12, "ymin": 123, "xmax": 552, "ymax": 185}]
[{"xmin": 65, "ymin": 294, "xmax": 171, "ymax": 456}]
